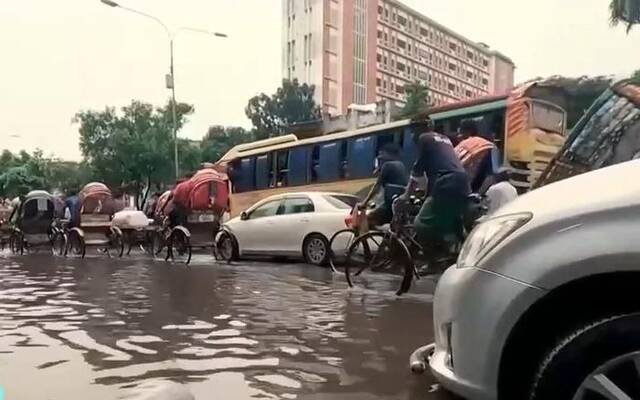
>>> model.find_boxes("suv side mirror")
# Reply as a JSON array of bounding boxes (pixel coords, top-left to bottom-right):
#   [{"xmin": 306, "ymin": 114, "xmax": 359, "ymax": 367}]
[{"xmin": 240, "ymin": 211, "xmax": 248, "ymax": 221}]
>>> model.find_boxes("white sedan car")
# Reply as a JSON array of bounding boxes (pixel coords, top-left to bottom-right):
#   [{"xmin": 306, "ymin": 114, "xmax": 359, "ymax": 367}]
[{"xmin": 217, "ymin": 192, "xmax": 358, "ymax": 265}]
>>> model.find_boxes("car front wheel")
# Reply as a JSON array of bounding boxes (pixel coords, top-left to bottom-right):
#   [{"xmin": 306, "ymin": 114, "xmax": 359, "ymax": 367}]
[
  {"xmin": 530, "ymin": 313, "xmax": 640, "ymax": 400},
  {"xmin": 303, "ymin": 234, "xmax": 329, "ymax": 266}
]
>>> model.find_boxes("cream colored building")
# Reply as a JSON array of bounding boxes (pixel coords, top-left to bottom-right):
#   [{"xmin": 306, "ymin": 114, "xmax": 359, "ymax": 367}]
[{"xmin": 283, "ymin": 0, "xmax": 515, "ymax": 115}]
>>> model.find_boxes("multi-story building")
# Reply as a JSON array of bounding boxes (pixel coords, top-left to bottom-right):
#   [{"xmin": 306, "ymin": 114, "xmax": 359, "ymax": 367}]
[{"xmin": 282, "ymin": 0, "xmax": 515, "ymax": 116}]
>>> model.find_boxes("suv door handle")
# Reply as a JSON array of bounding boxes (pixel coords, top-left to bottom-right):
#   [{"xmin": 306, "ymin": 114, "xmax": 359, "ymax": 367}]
[{"xmin": 300, "ymin": 218, "xmax": 310, "ymax": 223}]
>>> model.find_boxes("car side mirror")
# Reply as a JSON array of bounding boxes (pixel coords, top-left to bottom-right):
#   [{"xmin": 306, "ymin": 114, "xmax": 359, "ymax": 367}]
[{"xmin": 240, "ymin": 211, "xmax": 248, "ymax": 221}]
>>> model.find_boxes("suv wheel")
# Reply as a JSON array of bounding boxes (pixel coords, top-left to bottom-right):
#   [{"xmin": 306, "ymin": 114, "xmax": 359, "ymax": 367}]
[{"xmin": 530, "ymin": 313, "xmax": 640, "ymax": 400}]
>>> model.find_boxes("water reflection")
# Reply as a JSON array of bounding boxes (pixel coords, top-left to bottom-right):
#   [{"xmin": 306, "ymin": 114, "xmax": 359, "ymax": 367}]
[{"xmin": 0, "ymin": 253, "xmax": 453, "ymax": 399}]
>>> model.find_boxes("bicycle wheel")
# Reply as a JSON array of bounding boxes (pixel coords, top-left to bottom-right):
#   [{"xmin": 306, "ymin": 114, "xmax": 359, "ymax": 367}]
[
  {"xmin": 328, "ymin": 228, "xmax": 359, "ymax": 272},
  {"xmin": 168, "ymin": 228, "xmax": 192, "ymax": 265},
  {"xmin": 344, "ymin": 231, "xmax": 392, "ymax": 288},
  {"xmin": 344, "ymin": 231, "xmax": 414, "ymax": 295},
  {"xmin": 150, "ymin": 230, "xmax": 167, "ymax": 260}
]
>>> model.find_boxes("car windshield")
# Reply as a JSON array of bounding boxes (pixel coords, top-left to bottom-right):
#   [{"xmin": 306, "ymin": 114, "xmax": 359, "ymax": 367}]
[{"xmin": 324, "ymin": 195, "xmax": 358, "ymax": 209}]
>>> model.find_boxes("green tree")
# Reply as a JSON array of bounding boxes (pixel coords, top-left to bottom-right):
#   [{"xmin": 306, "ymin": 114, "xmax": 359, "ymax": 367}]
[
  {"xmin": 631, "ymin": 69, "xmax": 640, "ymax": 84},
  {"xmin": 397, "ymin": 80, "xmax": 430, "ymax": 120},
  {"xmin": 610, "ymin": 0, "xmax": 640, "ymax": 32},
  {"xmin": 74, "ymin": 99, "xmax": 194, "ymax": 208},
  {"xmin": 200, "ymin": 125, "xmax": 254, "ymax": 163},
  {"xmin": 245, "ymin": 79, "xmax": 321, "ymax": 139}
]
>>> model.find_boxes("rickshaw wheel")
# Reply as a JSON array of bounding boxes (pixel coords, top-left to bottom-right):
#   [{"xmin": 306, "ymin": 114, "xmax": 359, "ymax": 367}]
[
  {"xmin": 10, "ymin": 232, "xmax": 24, "ymax": 255},
  {"xmin": 51, "ymin": 230, "xmax": 67, "ymax": 257},
  {"xmin": 68, "ymin": 230, "xmax": 86, "ymax": 258},
  {"xmin": 169, "ymin": 228, "xmax": 192, "ymax": 265},
  {"xmin": 107, "ymin": 228, "xmax": 124, "ymax": 258},
  {"xmin": 150, "ymin": 230, "xmax": 166, "ymax": 260}
]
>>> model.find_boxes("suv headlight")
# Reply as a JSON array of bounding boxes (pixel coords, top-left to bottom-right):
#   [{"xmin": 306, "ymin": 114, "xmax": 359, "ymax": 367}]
[{"xmin": 457, "ymin": 212, "xmax": 532, "ymax": 268}]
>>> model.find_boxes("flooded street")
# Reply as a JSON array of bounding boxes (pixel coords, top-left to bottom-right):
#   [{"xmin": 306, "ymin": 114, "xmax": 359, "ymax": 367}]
[{"xmin": 0, "ymin": 253, "xmax": 454, "ymax": 400}]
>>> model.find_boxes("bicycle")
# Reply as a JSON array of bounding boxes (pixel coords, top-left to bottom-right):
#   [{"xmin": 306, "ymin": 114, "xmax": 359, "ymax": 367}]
[
  {"xmin": 342, "ymin": 195, "xmax": 425, "ymax": 296},
  {"xmin": 328, "ymin": 204, "xmax": 369, "ymax": 273}
]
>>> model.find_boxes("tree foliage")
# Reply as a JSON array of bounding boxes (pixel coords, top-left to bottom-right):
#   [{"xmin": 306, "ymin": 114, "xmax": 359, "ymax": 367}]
[
  {"xmin": 610, "ymin": 0, "xmax": 640, "ymax": 32},
  {"xmin": 631, "ymin": 69, "xmax": 640, "ymax": 84},
  {"xmin": 200, "ymin": 126, "xmax": 254, "ymax": 163},
  {"xmin": 397, "ymin": 80, "xmax": 430, "ymax": 120},
  {"xmin": 245, "ymin": 79, "xmax": 321, "ymax": 139},
  {"xmin": 0, "ymin": 150, "xmax": 87, "ymax": 198},
  {"xmin": 74, "ymin": 100, "xmax": 194, "ymax": 206}
]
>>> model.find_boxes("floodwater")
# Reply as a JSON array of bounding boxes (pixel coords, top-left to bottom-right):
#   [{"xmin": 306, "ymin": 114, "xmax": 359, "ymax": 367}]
[{"xmin": 0, "ymin": 252, "xmax": 455, "ymax": 400}]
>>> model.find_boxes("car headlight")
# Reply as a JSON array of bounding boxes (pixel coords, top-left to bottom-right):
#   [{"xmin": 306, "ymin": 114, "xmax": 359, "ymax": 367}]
[{"xmin": 457, "ymin": 212, "xmax": 532, "ymax": 268}]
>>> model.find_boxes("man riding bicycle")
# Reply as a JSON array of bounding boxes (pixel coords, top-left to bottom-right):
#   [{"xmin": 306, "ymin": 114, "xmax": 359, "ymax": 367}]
[
  {"xmin": 401, "ymin": 117, "xmax": 471, "ymax": 270},
  {"xmin": 359, "ymin": 143, "xmax": 409, "ymax": 228}
]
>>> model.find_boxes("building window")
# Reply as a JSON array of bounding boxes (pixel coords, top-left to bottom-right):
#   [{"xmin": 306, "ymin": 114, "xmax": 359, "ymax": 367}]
[
  {"xmin": 449, "ymin": 42, "xmax": 457, "ymax": 51},
  {"xmin": 397, "ymin": 39, "xmax": 406, "ymax": 49},
  {"xmin": 482, "ymin": 59, "xmax": 489, "ymax": 67},
  {"xmin": 377, "ymin": 78, "xmax": 381, "ymax": 87},
  {"xmin": 397, "ymin": 15, "xmax": 407, "ymax": 26},
  {"xmin": 482, "ymin": 78, "xmax": 488, "ymax": 85},
  {"xmin": 449, "ymin": 63, "xmax": 456, "ymax": 71},
  {"xmin": 377, "ymin": 30, "xmax": 382, "ymax": 38},
  {"xmin": 465, "ymin": 90, "xmax": 472, "ymax": 97},
  {"xmin": 466, "ymin": 70, "xmax": 473, "ymax": 78},
  {"xmin": 397, "ymin": 85, "xmax": 405, "ymax": 94},
  {"xmin": 467, "ymin": 50, "xmax": 474, "ymax": 59},
  {"xmin": 420, "ymin": 27, "xmax": 429, "ymax": 37},
  {"xmin": 397, "ymin": 62, "xmax": 406, "ymax": 72},
  {"xmin": 448, "ymin": 83, "xmax": 455, "ymax": 91},
  {"xmin": 353, "ymin": 0, "xmax": 368, "ymax": 104},
  {"xmin": 378, "ymin": 5, "xmax": 383, "ymax": 14}
]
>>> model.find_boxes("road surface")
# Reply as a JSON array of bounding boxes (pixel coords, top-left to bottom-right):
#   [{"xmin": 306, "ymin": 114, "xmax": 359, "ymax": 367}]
[{"xmin": 0, "ymin": 252, "xmax": 456, "ymax": 400}]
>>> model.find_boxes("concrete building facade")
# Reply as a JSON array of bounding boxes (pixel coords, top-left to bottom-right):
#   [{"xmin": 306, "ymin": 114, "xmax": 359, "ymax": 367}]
[{"xmin": 282, "ymin": 0, "xmax": 515, "ymax": 116}]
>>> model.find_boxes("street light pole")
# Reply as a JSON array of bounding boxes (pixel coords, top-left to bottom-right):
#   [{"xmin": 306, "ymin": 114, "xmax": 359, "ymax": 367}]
[{"xmin": 99, "ymin": 0, "xmax": 227, "ymax": 180}]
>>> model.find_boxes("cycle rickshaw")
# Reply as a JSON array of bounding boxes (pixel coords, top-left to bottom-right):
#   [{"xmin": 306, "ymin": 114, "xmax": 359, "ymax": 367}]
[
  {"xmin": 67, "ymin": 182, "xmax": 124, "ymax": 258},
  {"xmin": 9, "ymin": 190, "xmax": 66, "ymax": 255},
  {"xmin": 166, "ymin": 168, "xmax": 229, "ymax": 264}
]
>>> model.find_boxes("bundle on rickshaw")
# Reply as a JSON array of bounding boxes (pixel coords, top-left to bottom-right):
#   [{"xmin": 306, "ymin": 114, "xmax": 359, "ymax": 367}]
[
  {"xmin": 165, "ymin": 168, "xmax": 229, "ymax": 264},
  {"xmin": 9, "ymin": 190, "xmax": 66, "ymax": 255},
  {"xmin": 67, "ymin": 182, "xmax": 124, "ymax": 258}
]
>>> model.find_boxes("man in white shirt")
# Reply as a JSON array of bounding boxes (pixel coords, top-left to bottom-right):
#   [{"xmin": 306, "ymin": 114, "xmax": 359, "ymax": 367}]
[{"xmin": 485, "ymin": 168, "xmax": 518, "ymax": 215}]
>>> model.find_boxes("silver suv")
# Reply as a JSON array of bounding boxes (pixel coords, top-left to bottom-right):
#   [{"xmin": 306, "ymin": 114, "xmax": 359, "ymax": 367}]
[{"xmin": 427, "ymin": 160, "xmax": 640, "ymax": 399}]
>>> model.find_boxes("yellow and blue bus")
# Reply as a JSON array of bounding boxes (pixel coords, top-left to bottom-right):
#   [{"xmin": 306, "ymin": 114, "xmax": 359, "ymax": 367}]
[{"xmin": 218, "ymin": 84, "xmax": 567, "ymax": 216}]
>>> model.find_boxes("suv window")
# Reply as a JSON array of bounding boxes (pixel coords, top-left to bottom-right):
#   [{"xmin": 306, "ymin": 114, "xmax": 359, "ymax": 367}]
[
  {"xmin": 248, "ymin": 199, "xmax": 281, "ymax": 219},
  {"xmin": 324, "ymin": 195, "xmax": 358, "ymax": 209},
  {"xmin": 281, "ymin": 197, "xmax": 314, "ymax": 214}
]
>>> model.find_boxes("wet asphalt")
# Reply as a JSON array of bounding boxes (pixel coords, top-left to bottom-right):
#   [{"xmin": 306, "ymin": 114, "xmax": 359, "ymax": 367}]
[{"xmin": 0, "ymin": 251, "xmax": 457, "ymax": 400}]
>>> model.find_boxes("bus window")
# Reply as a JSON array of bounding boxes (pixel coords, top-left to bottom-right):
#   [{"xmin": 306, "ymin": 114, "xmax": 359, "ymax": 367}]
[
  {"xmin": 488, "ymin": 111, "xmax": 506, "ymax": 161},
  {"xmin": 316, "ymin": 142, "xmax": 341, "ymax": 182},
  {"xmin": 235, "ymin": 157, "xmax": 256, "ymax": 193},
  {"xmin": 402, "ymin": 127, "xmax": 417, "ymax": 168},
  {"xmin": 348, "ymin": 135, "xmax": 375, "ymax": 179},
  {"xmin": 276, "ymin": 150, "xmax": 289, "ymax": 187},
  {"xmin": 311, "ymin": 145, "xmax": 320, "ymax": 182},
  {"xmin": 255, "ymin": 154, "xmax": 271, "ymax": 190},
  {"xmin": 288, "ymin": 147, "xmax": 310, "ymax": 186},
  {"xmin": 340, "ymin": 140, "xmax": 348, "ymax": 179},
  {"xmin": 376, "ymin": 131, "xmax": 395, "ymax": 153}
]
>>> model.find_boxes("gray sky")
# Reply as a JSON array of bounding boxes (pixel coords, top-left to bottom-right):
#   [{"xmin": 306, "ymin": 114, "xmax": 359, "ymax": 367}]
[{"xmin": 1, "ymin": 0, "xmax": 638, "ymax": 161}]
